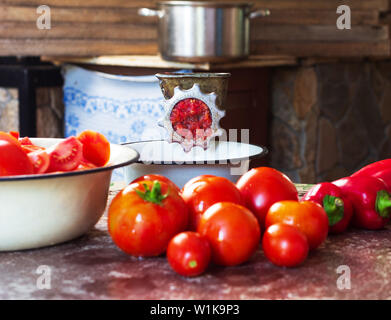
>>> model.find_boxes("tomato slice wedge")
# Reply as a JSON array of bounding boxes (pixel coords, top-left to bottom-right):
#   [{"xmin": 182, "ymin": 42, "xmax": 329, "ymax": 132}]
[
  {"xmin": 46, "ymin": 137, "xmax": 83, "ymax": 172},
  {"xmin": 0, "ymin": 140, "xmax": 34, "ymax": 176},
  {"xmin": 9, "ymin": 131, "xmax": 20, "ymax": 140},
  {"xmin": 28, "ymin": 150, "xmax": 50, "ymax": 174},
  {"xmin": 21, "ymin": 144, "xmax": 46, "ymax": 154},
  {"xmin": 77, "ymin": 130, "xmax": 110, "ymax": 167},
  {"xmin": 0, "ymin": 131, "xmax": 21, "ymax": 147},
  {"xmin": 74, "ymin": 157, "xmax": 97, "ymax": 171},
  {"xmin": 19, "ymin": 136, "xmax": 33, "ymax": 145}
]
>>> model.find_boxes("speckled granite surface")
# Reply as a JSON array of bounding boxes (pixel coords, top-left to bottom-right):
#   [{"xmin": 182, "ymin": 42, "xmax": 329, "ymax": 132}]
[{"xmin": 0, "ymin": 184, "xmax": 391, "ymax": 300}]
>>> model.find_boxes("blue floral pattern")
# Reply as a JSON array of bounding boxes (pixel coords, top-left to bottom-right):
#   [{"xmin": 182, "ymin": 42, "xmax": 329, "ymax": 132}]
[
  {"xmin": 64, "ymin": 88, "xmax": 164, "ymax": 120},
  {"xmin": 64, "ymin": 86, "xmax": 166, "ymax": 181},
  {"xmin": 64, "ymin": 87, "xmax": 165, "ymax": 143}
]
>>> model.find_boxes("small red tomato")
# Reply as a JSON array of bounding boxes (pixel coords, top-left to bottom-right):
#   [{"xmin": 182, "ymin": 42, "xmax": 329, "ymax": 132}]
[
  {"xmin": 167, "ymin": 232, "xmax": 211, "ymax": 277},
  {"xmin": 108, "ymin": 180, "xmax": 188, "ymax": 257},
  {"xmin": 265, "ymin": 200, "xmax": 329, "ymax": 250},
  {"xmin": 182, "ymin": 175, "xmax": 243, "ymax": 230},
  {"xmin": 132, "ymin": 174, "xmax": 180, "ymax": 194},
  {"xmin": 262, "ymin": 223, "xmax": 309, "ymax": 267},
  {"xmin": 236, "ymin": 167, "xmax": 299, "ymax": 228},
  {"xmin": 198, "ymin": 202, "xmax": 260, "ymax": 266},
  {"xmin": 46, "ymin": 137, "xmax": 83, "ymax": 172},
  {"xmin": 77, "ymin": 130, "xmax": 110, "ymax": 167}
]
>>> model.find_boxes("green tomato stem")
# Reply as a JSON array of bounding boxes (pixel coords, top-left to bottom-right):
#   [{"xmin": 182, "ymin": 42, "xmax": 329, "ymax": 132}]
[{"xmin": 135, "ymin": 181, "xmax": 169, "ymax": 206}]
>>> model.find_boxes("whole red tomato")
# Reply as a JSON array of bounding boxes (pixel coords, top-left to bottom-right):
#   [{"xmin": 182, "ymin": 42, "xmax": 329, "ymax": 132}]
[
  {"xmin": 262, "ymin": 223, "xmax": 309, "ymax": 267},
  {"xmin": 108, "ymin": 180, "xmax": 188, "ymax": 257},
  {"xmin": 182, "ymin": 175, "xmax": 243, "ymax": 230},
  {"xmin": 198, "ymin": 202, "xmax": 260, "ymax": 266},
  {"xmin": 236, "ymin": 167, "xmax": 298, "ymax": 228},
  {"xmin": 167, "ymin": 231, "xmax": 211, "ymax": 277},
  {"xmin": 180, "ymin": 175, "xmax": 214, "ymax": 192},
  {"xmin": 265, "ymin": 200, "xmax": 328, "ymax": 250},
  {"xmin": 132, "ymin": 174, "xmax": 180, "ymax": 194}
]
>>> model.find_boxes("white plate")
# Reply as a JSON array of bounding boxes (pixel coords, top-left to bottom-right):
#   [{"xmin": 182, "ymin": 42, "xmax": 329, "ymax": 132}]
[
  {"xmin": 123, "ymin": 140, "xmax": 267, "ymax": 187},
  {"xmin": 126, "ymin": 140, "xmax": 266, "ymax": 164}
]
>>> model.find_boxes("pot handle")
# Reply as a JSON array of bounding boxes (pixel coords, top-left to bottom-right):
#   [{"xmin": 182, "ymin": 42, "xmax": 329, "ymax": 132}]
[
  {"xmin": 138, "ymin": 8, "xmax": 164, "ymax": 18},
  {"xmin": 249, "ymin": 9, "xmax": 271, "ymax": 19}
]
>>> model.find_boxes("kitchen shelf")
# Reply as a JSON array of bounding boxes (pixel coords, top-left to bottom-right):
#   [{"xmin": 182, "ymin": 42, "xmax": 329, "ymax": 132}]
[
  {"xmin": 43, "ymin": 55, "xmax": 298, "ymax": 70},
  {"xmin": 1, "ymin": 0, "xmax": 390, "ymax": 58}
]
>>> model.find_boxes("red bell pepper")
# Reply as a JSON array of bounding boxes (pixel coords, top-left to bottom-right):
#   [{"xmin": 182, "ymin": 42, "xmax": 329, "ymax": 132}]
[
  {"xmin": 302, "ymin": 182, "xmax": 353, "ymax": 233},
  {"xmin": 333, "ymin": 176, "xmax": 391, "ymax": 230},
  {"xmin": 351, "ymin": 159, "xmax": 391, "ymax": 188},
  {"xmin": 352, "ymin": 159, "xmax": 391, "ymax": 177}
]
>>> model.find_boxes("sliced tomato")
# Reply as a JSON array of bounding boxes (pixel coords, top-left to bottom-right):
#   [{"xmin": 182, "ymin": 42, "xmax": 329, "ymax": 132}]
[
  {"xmin": 46, "ymin": 137, "xmax": 83, "ymax": 172},
  {"xmin": 0, "ymin": 131, "xmax": 21, "ymax": 147},
  {"xmin": 21, "ymin": 144, "xmax": 45, "ymax": 154},
  {"xmin": 19, "ymin": 136, "xmax": 33, "ymax": 145},
  {"xmin": 74, "ymin": 157, "xmax": 97, "ymax": 171},
  {"xmin": 9, "ymin": 131, "xmax": 19, "ymax": 140},
  {"xmin": 27, "ymin": 150, "xmax": 50, "ymax": 174},
  {"xmin": 0, "ymin": 140, "xmax": 34, "ymax": 176},
  {"xmin": 77, "ymin": 130, "xmax": 110, "ymax": 167}
]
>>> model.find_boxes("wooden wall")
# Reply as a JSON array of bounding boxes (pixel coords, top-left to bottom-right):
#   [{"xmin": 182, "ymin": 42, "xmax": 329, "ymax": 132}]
[{"xmin": 0, "ymin": 0, "xmax": 389, "ymax": 57}]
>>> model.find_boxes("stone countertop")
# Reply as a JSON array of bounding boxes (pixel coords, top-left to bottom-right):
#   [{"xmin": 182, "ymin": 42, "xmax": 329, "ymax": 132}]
[{"xmin": 0, "ymin": 183, "xmax": 391, "ymax": 300}]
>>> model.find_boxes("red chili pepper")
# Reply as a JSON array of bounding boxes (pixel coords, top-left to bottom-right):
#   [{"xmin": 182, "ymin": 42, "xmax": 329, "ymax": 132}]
[
  {"xmin": 302, "ymin": 182, "xmax": 353, "ymax": 233},
  {"xmin": 352, "ymin": 159, "xmax": 391, "ymax": 188},
  {"xmin": 333, "ymin": 176, "xmax": 391, "ymax": 230}
]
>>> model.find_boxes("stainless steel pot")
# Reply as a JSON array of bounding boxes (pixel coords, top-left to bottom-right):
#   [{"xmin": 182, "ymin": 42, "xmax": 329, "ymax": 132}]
[{"xmin": 138, "ymin": 1, "xmax": 270, "ymax": 63}]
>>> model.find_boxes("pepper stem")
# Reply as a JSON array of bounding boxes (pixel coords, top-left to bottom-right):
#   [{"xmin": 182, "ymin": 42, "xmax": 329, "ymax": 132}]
[
  {"xmin": 323, "ymin": 195, "xmax": 344, "ymax": 226},
  {"xmin": 375, "ymin": 190, "xmax": 391, "ymax": 219},
  {"xmin": 135, "ymin": 181, "xmax": 169, "ymax": 206}
]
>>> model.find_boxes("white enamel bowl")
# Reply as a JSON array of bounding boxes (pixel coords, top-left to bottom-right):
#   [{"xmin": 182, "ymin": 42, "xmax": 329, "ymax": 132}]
[
  {"xmin": 0, "ymin": 138, "xmax": 139, "ymax": 251},
  {"xmin": 123, "ymin": 140, "xmax": 267, "ymax": 188}
]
